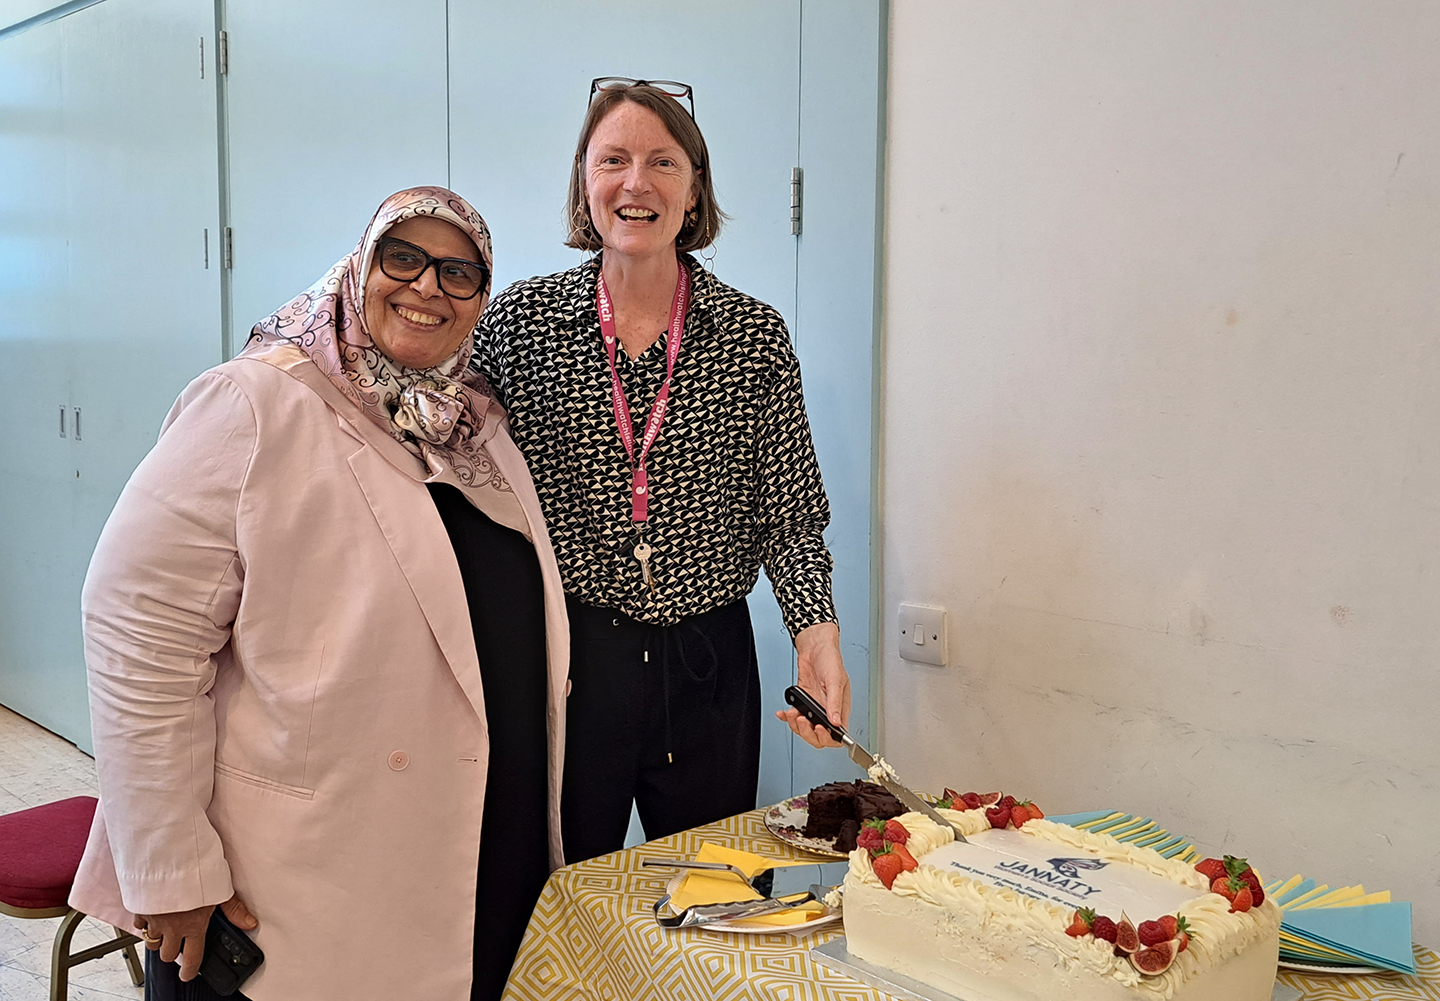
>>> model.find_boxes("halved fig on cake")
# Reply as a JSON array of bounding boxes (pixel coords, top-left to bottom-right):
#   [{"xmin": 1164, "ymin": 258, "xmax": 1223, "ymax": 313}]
[
  {"xmin": 977, "ymin": 791, "xmax": 1002, "ymax": 807},
  {"xmin": 1113, "ymin": 915, "xmax": 1140, "ymax": 955},
  {"xmin": 1130, "ymin": 940, "xmax": 1178, "ymax": 976}
]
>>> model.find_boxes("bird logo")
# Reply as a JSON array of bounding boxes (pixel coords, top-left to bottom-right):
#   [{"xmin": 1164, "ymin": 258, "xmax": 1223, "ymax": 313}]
[{"xmin": 1048, "ymin": 857, "xmax": 1110, "ymax": 879}]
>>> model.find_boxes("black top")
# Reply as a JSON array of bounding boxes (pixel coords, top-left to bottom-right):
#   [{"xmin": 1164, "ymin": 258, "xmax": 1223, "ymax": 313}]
[
  {"xmin": 474, "ymin": 254, "xmax": 836, "ymax": 636},
  {"xmin": 426, "ymin": 483, "xmax": 549, "ymax": 1001}
]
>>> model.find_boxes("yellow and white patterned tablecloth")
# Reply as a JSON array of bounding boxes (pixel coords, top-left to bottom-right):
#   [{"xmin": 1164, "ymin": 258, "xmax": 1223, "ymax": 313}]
[
  {"xmin": 1277, "ymin": 948, "xmax": 1440, "ymax": 1000},
  {"xmin": 504, "ymin": 807, "xmax": 1439, "ymax": 1001}
]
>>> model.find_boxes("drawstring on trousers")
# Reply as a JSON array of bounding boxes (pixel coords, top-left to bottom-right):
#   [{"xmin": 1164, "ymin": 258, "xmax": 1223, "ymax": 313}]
[
  {"xmin": 647, "ymin": 627, "xmax": 676, "ymax": 764},
  {"xmin": 645, "ymin": 617, "xmax": 717, "ymax": 766}
]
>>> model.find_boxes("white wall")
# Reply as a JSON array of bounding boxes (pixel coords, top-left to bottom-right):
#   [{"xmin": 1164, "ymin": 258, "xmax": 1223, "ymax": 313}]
[{"xmin": 882, "ymin": 1, "xmax": 1440, "ymax": 945}]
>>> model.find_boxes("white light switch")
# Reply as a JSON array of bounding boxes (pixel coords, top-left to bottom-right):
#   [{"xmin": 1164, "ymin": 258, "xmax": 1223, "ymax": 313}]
[{"xmin": 898, "ymin": 603, "xmax": 948, "ymax": 666}]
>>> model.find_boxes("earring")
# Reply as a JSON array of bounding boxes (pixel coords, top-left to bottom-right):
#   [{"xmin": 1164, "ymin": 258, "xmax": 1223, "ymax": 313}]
[{"xmin": 699, "ymin": 215, "xmax": 716, "ymax": 273}]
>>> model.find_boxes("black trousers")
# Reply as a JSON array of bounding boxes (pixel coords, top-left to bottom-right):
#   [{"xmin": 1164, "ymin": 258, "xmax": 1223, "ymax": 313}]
[{"xmin": 560, "ymin": 596, "xmax": 762, "ymax": 865}]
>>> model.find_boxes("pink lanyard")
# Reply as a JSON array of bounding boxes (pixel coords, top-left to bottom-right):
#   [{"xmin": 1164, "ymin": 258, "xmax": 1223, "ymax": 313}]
[{"xmin": 597, "ymin": 260, "xmax": 691, "ymax": 522}]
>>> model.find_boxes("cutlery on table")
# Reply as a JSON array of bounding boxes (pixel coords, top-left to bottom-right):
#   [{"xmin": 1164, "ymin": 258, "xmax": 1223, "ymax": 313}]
[{"xmin": 642, "ymin": 857, "xmax": 849, "ymax": 900}]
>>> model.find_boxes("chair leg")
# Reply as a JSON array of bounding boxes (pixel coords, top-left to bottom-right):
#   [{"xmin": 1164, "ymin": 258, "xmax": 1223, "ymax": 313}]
[
  {"xmin": 50, "ymin": 908, "xmax": 85, "ymax": 1001},
  {"xmin": 115, "ymin": 926, "xmax": 145, "ymax": 986}
]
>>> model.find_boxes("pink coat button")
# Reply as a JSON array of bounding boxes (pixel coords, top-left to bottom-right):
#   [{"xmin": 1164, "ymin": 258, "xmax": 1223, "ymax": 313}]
[{"xmin": 388, "ymin": 750, "xmax": 409, "ymax": 771}]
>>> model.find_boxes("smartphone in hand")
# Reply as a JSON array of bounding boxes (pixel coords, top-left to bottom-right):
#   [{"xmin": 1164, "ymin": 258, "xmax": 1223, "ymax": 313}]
[{"xmin": 197, "ymin": 906, "xmax": 264, "ymax": 996}]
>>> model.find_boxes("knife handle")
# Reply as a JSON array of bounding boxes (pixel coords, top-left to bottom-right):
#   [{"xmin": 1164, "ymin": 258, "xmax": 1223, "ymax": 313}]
[{"xmin": 784, "ymin": 685, "xmax": 847, "ymax": 741}]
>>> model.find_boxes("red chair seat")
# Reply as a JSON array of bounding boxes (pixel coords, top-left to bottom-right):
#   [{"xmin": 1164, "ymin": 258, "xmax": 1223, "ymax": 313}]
[{"xmin": 0, "ymin": 796, "xmax": 97, "ymax": 910}]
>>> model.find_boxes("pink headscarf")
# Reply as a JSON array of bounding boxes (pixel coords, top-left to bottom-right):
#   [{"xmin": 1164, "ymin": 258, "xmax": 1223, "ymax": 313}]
[{"xmin": 243, "ymin": 186, "xmax": 526, "ymax": 532}]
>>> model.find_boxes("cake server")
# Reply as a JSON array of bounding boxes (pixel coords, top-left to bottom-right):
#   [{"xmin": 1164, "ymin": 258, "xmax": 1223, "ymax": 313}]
[
  {"xmin": 642, "ymin": 858, "xmax": 849, "ymax": 899},
  {"xmin": 784, "ymin": 685, "xmax": 968, "ymax": 844},
  {"xmin": 651, "ymin": 892, "xmax": 828, "ymax": 929}
]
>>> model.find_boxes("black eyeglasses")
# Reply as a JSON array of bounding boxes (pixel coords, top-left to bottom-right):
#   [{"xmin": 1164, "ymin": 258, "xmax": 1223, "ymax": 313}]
[
  {"xmin": 375, "ymin": 237, "xmax": 489, "ymax": 300},
  {"xmin": 589, "ymin": 77, "xmax": 695, "ymax": 119}
]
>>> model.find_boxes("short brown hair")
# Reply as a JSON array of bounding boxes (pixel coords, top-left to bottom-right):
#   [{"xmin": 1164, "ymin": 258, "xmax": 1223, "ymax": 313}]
[{"xmin": 564, "ymin": 84, "xmax": 724, "ymax": 254}]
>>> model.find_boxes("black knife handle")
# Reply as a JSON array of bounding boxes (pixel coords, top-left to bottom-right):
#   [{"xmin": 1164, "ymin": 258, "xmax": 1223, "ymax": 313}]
[{"xmin": 784, "ymin": 685, "xmax": 847, "ymax": 741}]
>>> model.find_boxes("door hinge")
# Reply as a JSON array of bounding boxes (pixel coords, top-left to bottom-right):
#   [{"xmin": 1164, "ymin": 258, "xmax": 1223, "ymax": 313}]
[
  {"xmin": 218, "ymin": 30, "xmax": 229, "ymax": 74},
  {"xmin": 204, "ymin": 227, "xmax": 209, "ymax": 269},
  {"xmin": 223, "ymin": 227, "xmax": 233, "ymax": 269},
  {"xmin": 199, "ymin": 36, "xmax": 205, "ymax": 79},
  {"xmin": 790, "ymin": 166, "xmax": 803, "ymax": 236}
]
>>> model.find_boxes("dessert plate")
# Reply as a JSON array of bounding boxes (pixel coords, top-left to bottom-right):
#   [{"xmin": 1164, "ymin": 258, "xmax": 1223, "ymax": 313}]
[
  {"xmin": 663, "ymin": 873, "xmax": 842, "ymax": 934},
  {"xmin": 762, "ymin": 796, "xmax": 848, "ymax": 859},
  {"xmin": 1277, "ymin": 959, "xmax": 1385, "ymax": 974}
]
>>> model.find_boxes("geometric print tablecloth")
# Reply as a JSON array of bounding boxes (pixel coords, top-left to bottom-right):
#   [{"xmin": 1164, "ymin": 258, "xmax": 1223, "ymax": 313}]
[
  {"xmin": 1276, "ymin": 947, "xmax": 1440, "ymax": 1000},
  {"xmin": 504, "ymin": 807, "xmax": 1439, "ymax": 1001},
  {"xmin": 503, "ymin": 808, "xmax": 876, "ymax": 1001}
]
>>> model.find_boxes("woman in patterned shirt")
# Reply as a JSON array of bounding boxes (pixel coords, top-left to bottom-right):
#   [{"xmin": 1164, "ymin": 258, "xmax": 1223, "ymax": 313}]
[{"xmin": 474, "ymin": 79, "xmax": 850, "ymax": 863}]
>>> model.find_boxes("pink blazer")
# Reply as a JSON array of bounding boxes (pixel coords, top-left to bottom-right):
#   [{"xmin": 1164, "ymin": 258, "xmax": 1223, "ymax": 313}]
[{"xmin": 70, "ymin": 344, "xmax": 570, "ymax": 1000}]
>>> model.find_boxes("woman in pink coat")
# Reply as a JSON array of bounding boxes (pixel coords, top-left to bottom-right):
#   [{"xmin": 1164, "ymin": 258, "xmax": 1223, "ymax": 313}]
[{"xmin": 69, "ymin": 187, "xmax": 569, "ymax": 1001}]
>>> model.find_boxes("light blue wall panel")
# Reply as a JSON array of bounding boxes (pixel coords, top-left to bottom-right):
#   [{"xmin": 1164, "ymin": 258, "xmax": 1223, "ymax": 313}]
[
  {"xmin": 63, "ymin": 0, "xmax": 225, "ymax": 581},
  {"xmin": 791, "ymin": 0, "xmax": 888, "ymax": 792},
  {"xmin": 0, "ymin": 0, "xmax": 99, "ymax": 32},
  {"xmin": 0, "ymin": 10, "xmax": 76, "ymax": 740},
  {"xmin": 222, "ymin": 0, "xmax": 449, "ymax": 348},
  {"xmin": 0, "ymin": 1, "xmax": 50, "ymax": 25},
  {"xmin": 447, "ymin": 1, "xmax": 800, "ymax": 318},
  {"xmin": 0, "ymin": 0, "xmax": 222, "ymax": 748},
  {"xmin": 447, "ymin": 0, "xmax": 806, "ymax": 811}
]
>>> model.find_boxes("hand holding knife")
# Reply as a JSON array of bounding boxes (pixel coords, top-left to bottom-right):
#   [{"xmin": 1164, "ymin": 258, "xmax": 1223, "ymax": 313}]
[
  {"xmin": 783, "ymin": 685, "xmax": 968, "ymax": 844},
  {"xmin": 777, "ymin": 622, "xmax": 850, "ymax": 749}
]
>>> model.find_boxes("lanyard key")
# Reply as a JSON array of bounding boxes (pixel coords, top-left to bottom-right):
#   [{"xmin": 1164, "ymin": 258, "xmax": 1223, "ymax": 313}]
[{"xmin": 633, "ymin": 541, "xmax": 656, "ymax": 596}]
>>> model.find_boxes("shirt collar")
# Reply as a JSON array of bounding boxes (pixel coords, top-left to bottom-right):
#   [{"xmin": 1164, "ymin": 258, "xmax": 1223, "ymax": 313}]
[{"xmin": 567, "ymin": 253, "xmax": 716, "ymax": 328}]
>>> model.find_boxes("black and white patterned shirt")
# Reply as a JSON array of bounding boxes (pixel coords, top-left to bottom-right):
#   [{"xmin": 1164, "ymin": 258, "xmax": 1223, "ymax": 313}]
[{"xmin": 473, "ymin": 255, "xmax": 835, "ymax": 635}]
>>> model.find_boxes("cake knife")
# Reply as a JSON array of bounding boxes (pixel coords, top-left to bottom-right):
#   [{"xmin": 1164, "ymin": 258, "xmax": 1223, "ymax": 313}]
[{"xmin": 784, "ymin": 685, "xmax": 968, "ymax": 844}]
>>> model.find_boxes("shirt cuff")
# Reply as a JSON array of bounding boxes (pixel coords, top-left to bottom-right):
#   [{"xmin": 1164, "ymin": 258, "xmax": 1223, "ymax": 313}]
[{"xmin": 776, "ymin": 579, "xmax": 837, "ymax": 638}]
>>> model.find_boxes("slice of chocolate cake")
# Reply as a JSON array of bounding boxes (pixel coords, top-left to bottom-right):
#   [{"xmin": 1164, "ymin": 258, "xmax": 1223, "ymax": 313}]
[
  {"xmin": 802, "ymin": 780, "xmax": 907, "ymax": 847},
  {"xmin": 853, "ymin": 783, "xmax": 905, "ymax": 825},
  {"xmin": 802, "ymin": 781, "xmax": 859, "ymax": 839}
]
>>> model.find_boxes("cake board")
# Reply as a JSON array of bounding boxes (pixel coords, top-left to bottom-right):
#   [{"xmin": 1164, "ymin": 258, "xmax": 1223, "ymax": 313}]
[{"xmin": 810, "ymin": 938, "xmax": 1303, "ymax": 1001}]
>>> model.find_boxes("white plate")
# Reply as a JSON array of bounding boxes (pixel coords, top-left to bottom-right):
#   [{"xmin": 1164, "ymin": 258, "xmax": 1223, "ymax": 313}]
[
  {"xmin": 663, "ymin": 873, "xmax": 842, "ymax": 935},
  {"xmin": 1277, "ymin": 958, "xmax": 1386, "ymax": 975},
  {"xmin": 762, "ymin": 795, "xmax": 850, "ymax": 858}
]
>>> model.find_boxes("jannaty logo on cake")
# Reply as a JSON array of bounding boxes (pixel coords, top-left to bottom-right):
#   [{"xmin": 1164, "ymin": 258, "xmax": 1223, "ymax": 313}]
[
  {"xmin": 992, "ymin": 859, "xmax": 1105, "ymax": 900},
  {"xmin": 1047, "ymin": 857, "xmax": 1110, "ymax": 879}
]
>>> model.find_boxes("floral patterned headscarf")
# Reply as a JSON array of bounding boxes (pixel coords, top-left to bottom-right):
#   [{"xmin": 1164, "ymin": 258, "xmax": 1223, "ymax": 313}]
[{"xmin": 243, "ymin": 187, "xmax": 527, "ymax": 534}]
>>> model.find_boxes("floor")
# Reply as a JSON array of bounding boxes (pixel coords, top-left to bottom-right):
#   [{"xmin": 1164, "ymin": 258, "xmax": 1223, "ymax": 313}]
[{"xmin": 0, "ymin": 706, "xmax": 145, "ymax": 1001}]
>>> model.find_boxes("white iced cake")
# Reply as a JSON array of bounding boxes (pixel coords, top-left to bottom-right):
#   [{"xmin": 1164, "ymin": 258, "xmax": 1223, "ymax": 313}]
[{"xmin": 843, "ymin": 808, "xmax": 1281, "ymax": 1001}]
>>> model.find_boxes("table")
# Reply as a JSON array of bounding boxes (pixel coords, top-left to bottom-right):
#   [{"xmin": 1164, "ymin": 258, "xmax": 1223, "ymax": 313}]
[
  {"xmin": 1276, "ymin": 951, "xmax": 1440, "ymax": 1001},
  {"xmin": 504, "ymin": 808, "xmax": 1440, "ymax": 1001}
]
